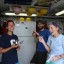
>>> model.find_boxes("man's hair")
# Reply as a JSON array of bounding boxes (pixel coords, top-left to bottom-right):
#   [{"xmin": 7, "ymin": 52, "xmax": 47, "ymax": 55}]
[
  {"xmin": 36, "ymin": 20, "xmax": 46, "ymax": 25},
  {"xmin": 6, "ymin": 20, "xmax": 15, "ymax": 27}
]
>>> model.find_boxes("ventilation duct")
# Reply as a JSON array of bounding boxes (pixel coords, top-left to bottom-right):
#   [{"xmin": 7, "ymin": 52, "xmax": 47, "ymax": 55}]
[{"xmin": 50, "ymin": 0, "xmax": 64, "ymax": 10}]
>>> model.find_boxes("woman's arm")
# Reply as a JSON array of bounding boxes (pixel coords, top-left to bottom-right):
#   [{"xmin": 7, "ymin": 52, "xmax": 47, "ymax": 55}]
[
  {"xmin": 0, "ymin": 44, "xmax": 19, "ymax": 54},
  {"xmin": 52, "ymin": 54, "xmax": 64, "ymax": 61},
  {"xmin": 39, "ymin": 36, "xmax": 51, "ymax": 52}
]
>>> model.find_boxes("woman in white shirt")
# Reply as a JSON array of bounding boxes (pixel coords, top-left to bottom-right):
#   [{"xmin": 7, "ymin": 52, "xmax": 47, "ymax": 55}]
[{"xmin": 39, "ymin": 22, "xmax": 64, "ymax": 64}]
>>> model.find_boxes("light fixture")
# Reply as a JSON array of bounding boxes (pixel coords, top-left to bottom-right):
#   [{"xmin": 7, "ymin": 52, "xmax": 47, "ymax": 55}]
[
  {"xmin": 26, "ymin": 7, "xmax": 36, "ymax": 16},
  {"xmin": 5, "ymin": 13, "xmax": 27, "ymax": 16},
  {"xmin": 37, "ymin": 8, "xmax": 48, "ymax": 16},
  {"xmin": 5, "ymin": 12, "xmax": 37, "ymax": 16},
  {"xmin": 31, "ymin": 14, "xmax": 37, "ymax": 16},
  {"xmin": 19, "ymin": 17, "xmax": 25, "ymax": 22},
  {"xmin": 40, "ymin": 8, "xmax": 48, "ymax": 14},
  {"xmin": 55, "ymin": 10, "xmax": 64, "ymax": 16},
  {"xmin": 26, "ymin": 18, "xmax": 31, "ymax": 22}
]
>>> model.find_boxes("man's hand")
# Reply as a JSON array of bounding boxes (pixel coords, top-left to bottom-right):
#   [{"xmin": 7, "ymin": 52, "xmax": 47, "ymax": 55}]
[{"xmin": 32, "ymin": 31, "xmax": 36, "ymax": 37}]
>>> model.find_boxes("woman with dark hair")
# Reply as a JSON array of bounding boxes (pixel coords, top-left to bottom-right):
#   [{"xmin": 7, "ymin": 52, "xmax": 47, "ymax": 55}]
[
  {"xmin": 39, "ymin": 22, "xmax": 64, "ymax": 64},
  {"xmin": 2, "ymin": 22, "xmax": 7, "ymax": 34},
  {"xmin": 0, "ymin": 20, "xmax": 20, "ymax": 64},
  {"xmin": 0, "ymin": 24, "xmax": 2, "ymax": 36}
]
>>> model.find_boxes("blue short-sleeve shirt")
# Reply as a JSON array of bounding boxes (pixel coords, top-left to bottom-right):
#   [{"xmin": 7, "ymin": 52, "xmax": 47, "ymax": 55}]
[
  {"xmin": 37, "ymin": 29, "xmax": 50, "ymax": 52},
  {"xmin": 0, "ymin": 34, "xmax": 18, "ymax": 64}
]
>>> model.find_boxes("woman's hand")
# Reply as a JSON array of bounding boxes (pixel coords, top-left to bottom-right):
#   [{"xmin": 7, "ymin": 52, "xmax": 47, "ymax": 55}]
[
  {"xmin": 39, "ymin": 36, "xmax": 45, "ymax": 43},
  {"xmin": 52, "ymin": 55, "xmax": 61, "ymax": 61},
  {"xmin": 11, "ymin": 44, "xmax": 19, "ymax": 49},
  {"xmin": 16, "ymin": 45, "xmax": 20, "ymax": 51},
  {"xmin": 39, "ymin": 36, "xmax": 50, "ymax": 52}
]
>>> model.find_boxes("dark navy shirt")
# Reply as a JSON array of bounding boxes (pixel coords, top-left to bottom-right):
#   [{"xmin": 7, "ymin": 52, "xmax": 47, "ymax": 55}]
[
  {"xmin": 0, "ymin": 34, "xmax": 18, "ymax": 64},
  {"xmin": 37, "ymin": 29, "xmax": 50, "ymax": 52}
]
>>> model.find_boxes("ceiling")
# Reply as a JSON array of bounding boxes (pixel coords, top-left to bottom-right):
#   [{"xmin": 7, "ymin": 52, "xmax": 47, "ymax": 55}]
[{"xmin": 0, "ymin": 0, "xmax": 64, "ymax": 17}]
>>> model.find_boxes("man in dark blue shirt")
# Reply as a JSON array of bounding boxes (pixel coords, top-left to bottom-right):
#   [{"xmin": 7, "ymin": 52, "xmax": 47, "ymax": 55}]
[
  {"xmin": 0, "ymin": 20, "xmax": 20, "ymax": 64},
  {"xmin": 31, "ymin": 20, "xmax": 50, "ymax": 64}
]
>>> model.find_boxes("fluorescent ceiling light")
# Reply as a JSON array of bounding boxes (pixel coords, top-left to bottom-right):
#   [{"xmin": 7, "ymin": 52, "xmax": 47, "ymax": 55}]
[
  {"xmin": 31, "ymin": 14, "xmax": 37, "ymax": 16},
  {"xmin": 5, "ymin": 13, "xmax": 27, "ymax": 16},
  {"xmin": 5, "ymin": 12, "xmax": 37, "ymax": 16},
  {"xmin": 55, "ymin": 10, "xmax": 64, "ymax": 16}
]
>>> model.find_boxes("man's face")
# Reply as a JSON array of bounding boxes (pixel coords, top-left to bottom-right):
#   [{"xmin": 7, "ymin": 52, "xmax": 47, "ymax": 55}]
[
  {"xmin": 6, "ymin": 22, "xmax": 15, "ymax": 32},
  {"xmin": 37, "ymin": 22, "xmax": 44, "ymax": 30}
]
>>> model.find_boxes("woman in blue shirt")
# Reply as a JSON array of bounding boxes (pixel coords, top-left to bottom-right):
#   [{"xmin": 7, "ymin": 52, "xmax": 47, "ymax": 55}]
[
  {"xmin": 39, "ymin": 22, "xmax": 64, "ymax": 64},
  {"xmin": 0, "ymin": 20, "xmax": 20, "ymax": 64}
]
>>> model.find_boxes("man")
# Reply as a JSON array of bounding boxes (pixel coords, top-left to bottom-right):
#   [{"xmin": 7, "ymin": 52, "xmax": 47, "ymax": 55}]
[
  {"xmin": 0, "ymin": 20, "xmax": 20, "ymax": 64},
  {"xmin": 31, "ymin": 20, "xmax": 50, "ymax": 64}
]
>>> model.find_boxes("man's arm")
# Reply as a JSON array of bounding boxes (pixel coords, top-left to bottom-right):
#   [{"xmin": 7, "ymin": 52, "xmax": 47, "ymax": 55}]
[
  {"xmin": 32, "ymin": 31, "xmax": 39, "ymax": 43},
  {"xmin": 33, "ymin": 36, "xmax": 39, "ymax": 43}
]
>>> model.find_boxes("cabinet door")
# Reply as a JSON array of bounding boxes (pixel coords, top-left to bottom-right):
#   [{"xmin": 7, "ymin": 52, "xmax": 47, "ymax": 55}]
[
  {"xmin": 14, "ymin": 22, "xmax": 36, "ymax": 36},
  {"xmin": 17, "ymin": 37, "xmax": 36, "ymax": 64}
]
